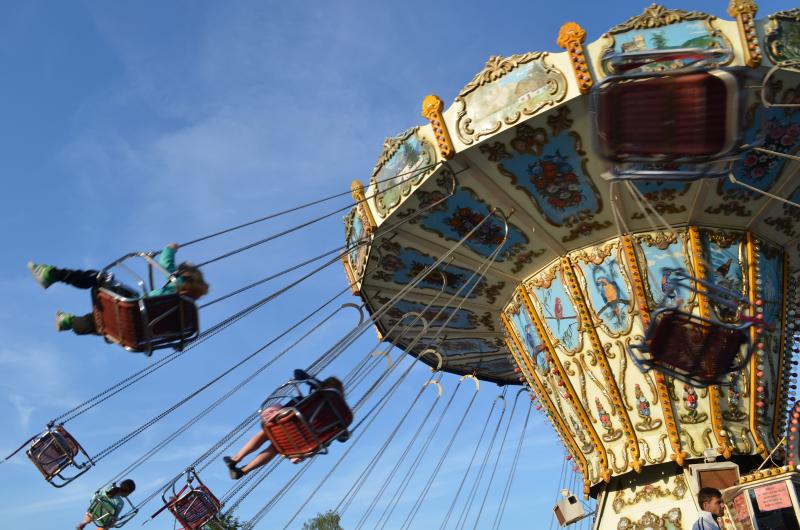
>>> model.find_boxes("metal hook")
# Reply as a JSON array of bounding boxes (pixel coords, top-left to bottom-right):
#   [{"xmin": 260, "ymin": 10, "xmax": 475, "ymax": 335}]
[
  {"xmin": 424, "ymin": 379, "xmax": 444, "ymax": 398},
  {"xmin": 420, "ymin": 347, "xmax": 444, "ymax": 372},
  {"xmin": 460, "ymin": 374, "xmax": 480, "ymax": 392}
]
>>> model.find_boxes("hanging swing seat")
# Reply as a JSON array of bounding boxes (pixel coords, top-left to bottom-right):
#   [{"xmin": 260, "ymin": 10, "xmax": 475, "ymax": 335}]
[
  {"xmin": 153, "ymin": 469, "xmax": 221, "ymax": 530},
  {"xmin": 630, "ymin": 308, "xmax": 751, "ymax": 387},
  {"xmin": 92, "ymin": 288, "xmax": 199, "ymax": 355},
  {"xmin": 26, "ymin": 425, "xmax": 93, "ymax": 487},
  {"xmin": 91, "ymin": 251, "xmax": 200, "ymax": 355},
  {"xmin": 87, "ymin": 487, "xmax": 138, "ymax": 528},
  {"xmin": 261, "ymin": 379, "xmax": 353, "ymax": 460},
  {"xmin": 597, "ymin": 70, "xmax": 741, "ymax": 161}
]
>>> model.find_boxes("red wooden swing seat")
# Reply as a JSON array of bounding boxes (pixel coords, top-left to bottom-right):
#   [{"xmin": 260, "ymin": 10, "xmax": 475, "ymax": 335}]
[
  {"xmin": 26, "ymin": 426, "xmax": 92, "ymax": 487},
  {"xmin": 263, "ymin": 388, "xmax": 353, "ymax": 459},
  {"xmin": 631, "ymin": 308, "xmax": 750, "ymax": 386},
  {"xmin": 167, "ymin": 484, "xmax": 221, "ymax": 530},
  {"xmin": 92, "ymin": 288, "xmax": 199, "ymax": 355},
  {"xmin": 596, "ymin": 70, "xmax": 740, "ymax": 162}
]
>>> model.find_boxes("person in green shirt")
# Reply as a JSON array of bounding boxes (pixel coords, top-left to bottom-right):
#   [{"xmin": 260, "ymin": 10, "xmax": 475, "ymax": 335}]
[
  {"xmin": 27, "ymin": 243, "xmax": 209, "ymax": 335},
  {"xmin": 76, "ymin": 479, "xmax": 136, "ymax": 530}
]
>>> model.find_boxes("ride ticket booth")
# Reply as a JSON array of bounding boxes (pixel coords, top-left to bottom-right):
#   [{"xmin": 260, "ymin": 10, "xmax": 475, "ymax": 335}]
[{"xmin": 721, "ymin": 468, "xmax": 800, "ymax": 530}]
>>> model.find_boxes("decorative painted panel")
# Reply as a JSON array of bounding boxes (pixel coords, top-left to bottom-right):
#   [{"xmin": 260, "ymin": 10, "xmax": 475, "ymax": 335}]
[
  {"xmin": 370, "ymin": 239, "xmax": 506, "ymax": 303},
  {"xmin": 370, "ymin": 127, "xmax": 436, "ymax": 218},
  {"xmin": 764, "ymin": 8, "xmax": 800, "ymax": 63},
  {"xmin": 454, "ymin": 52, "xmax": 567, "ymax": 145},
  {"xmin": 706, "ymin": 94, "xmax": 800, "ymax": 218},
  {"xmin": 633, "ymin": 232, "xmax": 694, "ymax": 310},
  {"xmin": 600, "ymin": 5, "xmax": 731, "ymax": 75},
  {"xmin": 416, "ymin": 186, "xmax": 533, "ymax": 266},
  {"xmin": 571, "ymin": 241, "xmax": 635, "ymax": 337},
  {"xmin": 700, "ymin": 230, "xmax": 747, "ymax": 323},
  {"xmin": 493, "ymin": 107, "xmax": 611, "ymax": 241},
  {"xmin": 526, "ymin": 263, "xmax": 583, "ymax": 353},
  {"xmin": 380, "ymin": 299, "xmax": 488, "ymax": 331}
]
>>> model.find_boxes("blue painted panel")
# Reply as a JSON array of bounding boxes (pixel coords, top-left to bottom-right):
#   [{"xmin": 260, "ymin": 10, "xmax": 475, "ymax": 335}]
[
  {"xmin": 499, "ymin": 139, "xmax": 599, "ymax": 226},
  {"xmin": 418, "ymin": 187, "xmax": 529, "ymax": 261},
  {"xmin": 637, "ymin": 234, "xmax": 691, "ymax": 309},
  {"xmin": 507, "ymin": 302, "xmax": 549, "ymax": 375},
  {"xmin": 575, "ymin": 253, "xmax": 632, "ymax": 335},
  {"xmin": 386, "ymin": 300, "xmax": 479, "ymax": 330},
  {"xmin": 529, "ymin": 269, "xmax": 582, "ymax": 353},
  {"xmin": 758, "ymin": 246, "xmax": 783, "ymax": 327}
]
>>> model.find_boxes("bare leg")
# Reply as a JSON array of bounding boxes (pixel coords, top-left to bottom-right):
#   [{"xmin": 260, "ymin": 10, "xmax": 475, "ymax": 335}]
[
  {"xmin": 76, "ymin": 512, "xmax": 92, "ymax": 529},
  {"xmin": 229, "ymin": 431, "xmax": 270, "ymax": 464},
  {"xmin": 241, "ymin": 444, "xmax": 278, "ymax": 474}
]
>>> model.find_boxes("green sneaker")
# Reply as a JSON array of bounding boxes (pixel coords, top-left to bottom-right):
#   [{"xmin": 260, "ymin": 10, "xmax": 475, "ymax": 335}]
[
  {"xmin": 56, "ymin": 311, "xmax": 74, "ymax": 332},
  {"xmin": 28, "ymin": 262, "xmax": 55, "ymax": 289}
]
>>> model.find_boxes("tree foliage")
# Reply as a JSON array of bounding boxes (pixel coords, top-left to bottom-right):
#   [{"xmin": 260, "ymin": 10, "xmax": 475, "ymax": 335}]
[{"xmin": 301, "ymin": 509, "xmax": 343, "ymax": 530}]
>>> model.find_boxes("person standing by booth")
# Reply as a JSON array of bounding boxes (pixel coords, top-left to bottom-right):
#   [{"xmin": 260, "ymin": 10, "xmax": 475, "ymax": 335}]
[{"xmin": 693, "ymin": 487, "xmax": 724, "ymax": 530}]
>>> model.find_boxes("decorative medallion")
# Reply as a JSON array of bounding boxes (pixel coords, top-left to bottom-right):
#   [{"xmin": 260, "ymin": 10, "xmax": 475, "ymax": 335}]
[
  {"xmin": 596, "ymin": 397, "xmax": 623, "ymax": 442},
  {"xmin": 612, "ymin": 475, "xmax": 687, "ymax": 514},
  {"xmin": 600, "ymin": 5, "xmax": 731, "ymax": 75},
  {"xmin": 454, "ymin": 52, "xmax": 567, "ymax": 145},
  {"xmin": 634, "ymin": 384, "xmax": 663, "ymax": 431},
  {"xmin": 764, "ymin": 8, "xmax": 800, "ymax": 63},
  {"xmin": 723, "ymin": 377, "xmax": 747, "ymax": 422},
  {"xmin": 617, "ymin": 508, "xmax": 682, "ymax": 530},
  {"xmin": 495, "ymin": 108, "xmax": 611, "ymax": 240},
  {"xmin": 680, "ymin": 384, "xmax": 708, "ymax": 423},
  {"xmin": 370, "ymin": 127, "xmax": 436, "ymax": 217}
]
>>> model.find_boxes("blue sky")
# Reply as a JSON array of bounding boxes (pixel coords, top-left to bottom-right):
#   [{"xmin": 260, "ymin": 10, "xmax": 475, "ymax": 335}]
[{"xmin": 0, "ymin": 1, "xmax": 795, "ymax": 529}]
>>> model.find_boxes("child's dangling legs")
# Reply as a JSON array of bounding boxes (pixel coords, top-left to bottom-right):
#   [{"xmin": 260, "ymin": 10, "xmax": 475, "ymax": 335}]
[{"xmin": 28, "ymin": 263, "xmax": 100, "ymax": 290}]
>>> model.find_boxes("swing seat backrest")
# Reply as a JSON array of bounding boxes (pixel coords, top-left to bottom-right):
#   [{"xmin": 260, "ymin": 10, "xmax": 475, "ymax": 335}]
[
  {"xmin": 88, "ymin": 493, "xmax": 121, "ymax": 527},
  {"xmin": 168, "ymin": 486, "xmax": 221, "ymax": 530},
  {"xmin": 646, "ymin": 309, "xmax": 749, "ymax": 385},
  {"xmin": 27, "ymin": 427, "xmax": 81, "ymax": 481},
  {"xmin": 93, "ymin": 288, "xmax": 199, "ymax": 354},
  {"xmin": 596, "ymin": 70, "xmax": 740, "ymax": 162},
  {"xmin": 263, "ymin": 388, "xmax": 353, "ymax": 459}
]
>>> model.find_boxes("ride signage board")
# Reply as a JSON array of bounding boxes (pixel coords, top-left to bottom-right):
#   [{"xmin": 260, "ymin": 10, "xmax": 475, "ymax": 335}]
[{"xmin": 753, "ymin": 482, "xmax": 793, "ymax": 512}]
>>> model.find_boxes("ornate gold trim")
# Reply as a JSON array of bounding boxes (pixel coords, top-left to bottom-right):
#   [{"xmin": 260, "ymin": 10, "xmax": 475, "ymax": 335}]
[
  {"xmin": 772, "ymin": 250, "xmax": 790, "ymax": 443},
  {"xmin": 689, "ymin": 227, "xmax": 735, "ymax": 459},
  {"xmin": 340, "ymin": 252, "xmax": 360, "ymax": 296},
  {"xmin": 453, "ymin": 52, "xmax": 567, "ymax": 145},
  {"xmin": 502, "ymin": 329, "xmax": 590, "ymax": 497},
  {"xmin": 557, "ymin": 22, "xmax": 593, "ymax": 94},
  {"xmin": 612, "ymin": 475, "xmax": 687, "ymax": 514},
  {"xmin": 621, "ymin": 234, "xmax": 686, "ymax": 465},
  {"xmin": 351, "ymin": 179, "xmax": 377, "ymax": 231},
  {"xmin": 515, "ymin": 285, "xmax": 612, "ymax": 482},
  {"xmin": 617, "ymin": 508, "xmax": 683, "ymax": 530},
  {"xmin": 563, "ymin": 256, "xmax": 643, "ymax": 473},
  {"xmin": 746, "ymin": 232, "xmax": 770, "ymax": 458},
  {"xmin": 421, "ymin": 95, "xmax": 454, "ymax": 160},
  {"xmin": 608, "ymin": 4, "xmax": 714, "ymax": 33},
  {"xmin": 728, "ymin": 0, "xmax": 762, "ymax": 67}
]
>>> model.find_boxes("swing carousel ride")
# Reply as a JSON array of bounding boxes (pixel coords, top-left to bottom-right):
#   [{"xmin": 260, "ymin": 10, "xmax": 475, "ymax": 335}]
[
  {"xmin": 8, "ymin": 2, "xmax": 800, "ymax": 529},
  {"xmin": 343, "ymin": 2, "xmax": 800, "ymax": 528}
]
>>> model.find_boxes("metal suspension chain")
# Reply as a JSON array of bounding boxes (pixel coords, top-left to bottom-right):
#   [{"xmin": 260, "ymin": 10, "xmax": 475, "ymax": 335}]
[
  {"xmin": 179, "ymin": 163, "xmax": 439, "ymax": 249},
  {"xmin": 439, "ymin": 391, "xmax": 504, "ymax": 530},
  {"xmin": 353, "ymin": 381, "xmax": 443, "ymax": 530},
  {"xmin": 470, "ymin": 388, "xmax": 527, "ymax": 529},
  {"xmin": 492, "ymin": 402, "xmax": 533, "ymax": 530},
  {"xmin": 455, "ymin": 390, "xmax": 508, "ymax": 530}
]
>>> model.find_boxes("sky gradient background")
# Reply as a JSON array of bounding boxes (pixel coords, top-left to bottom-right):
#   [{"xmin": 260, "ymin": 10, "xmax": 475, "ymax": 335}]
[{"xmin": 1, "ymin": 1, "xmax": 796, "ymax": 528}]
